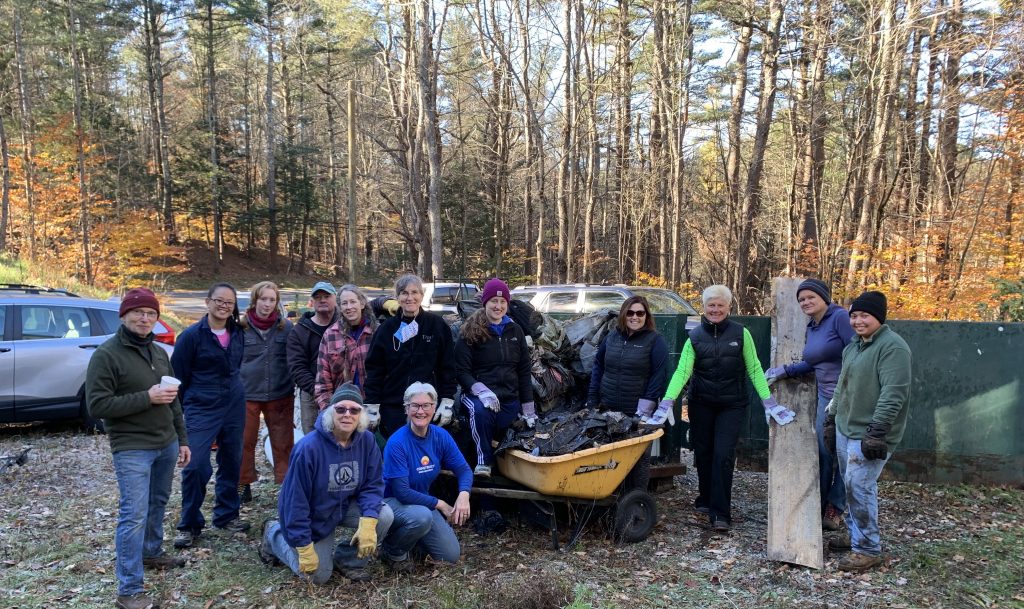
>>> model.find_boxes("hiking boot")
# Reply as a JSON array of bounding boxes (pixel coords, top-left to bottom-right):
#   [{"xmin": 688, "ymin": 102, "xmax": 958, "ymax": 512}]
[
  {"xmin": 115, "ymin": 593, "xmax": 159, "ymax": 609},
  {"xmin": 828, "ymin": 534, "xmax": 851, "ymax": 551},
  {"xmin": 712, "ymin": 517, "xmax": 730, "ymax": 533},
  {"xmin": 474, "ymin": 464, "xmax": 492, "ymax": 478},
  {"xmin": 142, "ymin": 554, "xmax": 185, "ymax": 569},
  {"xmin": 694, "ymin": 505, "xmax": 710, "ymax": 515},
  {"xmin": 838, "ymin": 551, "xmax": 883, "ymax": 572},
  {"xmin": 340, "ymin": 567, "xmax": 371, "ymax": 582},
  {"xmin": 173, "ymin": 529, "xmax": 200, "ymax": 549},
  {"xmin": 384, "ymin": 555, "xmax": 416, "ymax": 574},
  {"xmin": 214, "ymin": 518, "xmax": 251, "ymax": 533},
  {"xmin": 822, "ymin": 504, "xmax": 843, "ymax": 531},
  {"xmin": 256, "ymin": 520, "xmax": 280, "ymax": 566},
  {"xmin": 239, "ymin": 484, "xmax": 252, "ymax": 504}
]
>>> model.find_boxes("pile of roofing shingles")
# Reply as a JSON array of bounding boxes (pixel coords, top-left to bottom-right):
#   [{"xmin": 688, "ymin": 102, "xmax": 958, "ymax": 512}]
[{"xmin": 496, "ymin": 407, "xmax": 647, "ymax": 457}]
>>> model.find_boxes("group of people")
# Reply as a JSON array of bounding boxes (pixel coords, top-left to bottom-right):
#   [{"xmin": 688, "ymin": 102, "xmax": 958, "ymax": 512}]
[{"xmin": 86, "ymin": 274, "xmax": 910, "ymax": 609}]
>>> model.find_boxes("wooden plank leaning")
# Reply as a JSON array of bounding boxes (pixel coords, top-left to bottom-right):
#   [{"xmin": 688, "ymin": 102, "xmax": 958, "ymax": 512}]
[{"xmin": 767, "ymin": 277, "xmax": 824, "ymax": 569}]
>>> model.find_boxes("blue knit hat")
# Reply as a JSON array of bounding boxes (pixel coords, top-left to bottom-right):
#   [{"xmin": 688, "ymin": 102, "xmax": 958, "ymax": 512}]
[
  {"xmin": 797, "ymin": 278, "xmax": 831, "ymax": 303},
  {"xmin": 330, "ymin": 383, "xmax": 363, "ymax": 406}
]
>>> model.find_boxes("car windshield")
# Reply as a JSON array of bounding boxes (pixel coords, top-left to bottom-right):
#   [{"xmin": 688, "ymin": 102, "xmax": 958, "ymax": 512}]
[
  {"xmin": 433, "ymin": 286, "xmax": 478, "ymax": 304},
  {"xmin": 631, "ymin": 288, "xmax": 699, "ymax": 316}
]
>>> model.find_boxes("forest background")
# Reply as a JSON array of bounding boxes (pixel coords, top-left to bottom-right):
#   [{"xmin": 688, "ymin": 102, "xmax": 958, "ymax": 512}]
[{"xmin": 0, "ymin": 0, "xmax": 1022, "ymax": 319}]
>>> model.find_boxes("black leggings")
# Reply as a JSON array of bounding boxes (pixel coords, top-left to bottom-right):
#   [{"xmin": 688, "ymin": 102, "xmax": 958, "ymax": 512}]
[{"xmin": 688, "ymin": 401, "xmax": 746, "ymax": 523}]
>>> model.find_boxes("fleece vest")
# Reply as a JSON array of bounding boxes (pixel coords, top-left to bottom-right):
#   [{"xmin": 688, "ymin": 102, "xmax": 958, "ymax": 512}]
[
  {"xmin": 688, "ymin": 318, "xmax": 748, "ymax": 407},
  {"xmin": 599, "ymin": 329, "xmax": 658, "ymax": 413}
]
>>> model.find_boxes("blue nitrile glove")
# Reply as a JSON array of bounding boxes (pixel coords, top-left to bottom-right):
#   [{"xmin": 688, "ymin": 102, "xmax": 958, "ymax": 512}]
[
  {"xmin": 645, "ymin": 398, "xmax": 676, "ymax": 426},
  {"xmin": 764, "ymin": 366, "xmax": 788, "ymax": 386},
  {"xmin": 763, "ymin": 396, "xmax": 796, "ymax": 426}
]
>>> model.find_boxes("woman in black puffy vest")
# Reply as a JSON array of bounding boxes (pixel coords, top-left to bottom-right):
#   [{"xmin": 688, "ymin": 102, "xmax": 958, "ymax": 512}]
[
  {"xmin": 587, "ymin": 296, "xmax": 669, "ymax": 418},
  {"xmin": 655, "ymin": 285, "xmax": 786, "ymax": 533}
]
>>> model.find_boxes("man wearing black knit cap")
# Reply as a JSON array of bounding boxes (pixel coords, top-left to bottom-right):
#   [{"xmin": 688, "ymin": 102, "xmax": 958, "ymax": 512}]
[{"xmin": 824, "ymin": 290, "xmax": 912, "ymax": 572}]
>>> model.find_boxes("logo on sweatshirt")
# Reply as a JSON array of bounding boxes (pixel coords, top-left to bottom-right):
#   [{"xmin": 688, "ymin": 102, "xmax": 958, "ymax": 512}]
[
  {"xmin": 329, "ymin": 461, "xmax": 359, "ymax": 493},
  {"xmin": 420, "ymin": 455, "xmax": 430, "ymax": 467}
]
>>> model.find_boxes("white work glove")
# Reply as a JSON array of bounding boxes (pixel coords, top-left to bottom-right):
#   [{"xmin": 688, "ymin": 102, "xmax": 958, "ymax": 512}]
[
  {"xmin": 763, "ymin": 396, "xmax": 796, "ymax": 426},
  {"xmin": 519, "ymin": 401, "xmax": 537, "ymax": 428},
  {"xmin": 644, "ymin": 398, "xmax": 676, "ymax": 426},
  {"xmin": 365, "ymin": 404, "xmax": 380, "ymax": 430},
  {"xmin": 433, "ymin": 398, "xmax": 455, "ymax": 427},
  {"xmin": 764, "ymin": 366, "xmax": 787, "ymax": 386},
  {"xmin": 635, "ymin": 398, "xmax": 656, "ymax": 419},
  {"xmin": 471, "ymin": 382, "xmax": 500, "ymax": 412}
]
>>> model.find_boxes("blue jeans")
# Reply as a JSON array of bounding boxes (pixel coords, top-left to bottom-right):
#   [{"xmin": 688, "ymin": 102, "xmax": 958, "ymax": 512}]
[
  {"xmin": 816, "ymin": 395, "xmax": 847, "ymax": 511},
  {"xmin": 837, "ymin": 431, "xmax": 890, "ymax": 556},
  {"xmin": 464, "ymin": 396, "xmax": 520, "ymax": 467},
  {"xmin": 178, "ymin": 416, "xmax": 243, "ymax": 531},
  {"xmin": 381, "ymin": 498, "xmax": 461, "ymax": 563},
  {"xmin": 263, "ymin": 502, "xmax": 394, "ymax": 583},
  {"xmin": 112, "ymin": 442, "xmax": 179, "ymax": 596}
]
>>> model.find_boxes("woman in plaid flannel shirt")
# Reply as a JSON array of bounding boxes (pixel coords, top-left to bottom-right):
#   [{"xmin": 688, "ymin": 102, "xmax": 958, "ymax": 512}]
[{"xmin": 315, "ymin": 285, "xmax": 379, "ymax": 410}]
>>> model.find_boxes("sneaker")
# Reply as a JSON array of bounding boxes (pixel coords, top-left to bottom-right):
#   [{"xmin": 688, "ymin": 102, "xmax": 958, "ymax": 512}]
[
  {"xmin": 712, "ymin": 517, "xmax": 730, "ymax": 533},
  {"xmin": 694, "ymin": 504, "xmax": 710, "ymax": 515},
  {"xmin": 239, "ymin": 484, "xmax": 252, "ymax": 504},
  {"xmin": 838, "ymin": 551, "xmax": 883, "ymax": 572},
  {"xmin": 214, "ymin": 518, "xmax": 251, "ymax": 533},
  {"xmin": 383, "ymin": 555, "xmax": 416, "ymax": 574},
  {"xmin": 340, "ymin": 567, "xmax": 371, "ymax": 582},
  {"xmin": 115, "ymin": 593, "xmax": 159, "ymax": 609},
  {"xmin": 822, "ymin": 504, "xmax": 843, "ymax": 531},
  {"xmin": 828, "ymin": 534, "xmax": 851, "ymax": 551},
  {"xmin": 256, "ymin": 520, "xmax": 280, "ymax": 566},
  {"xmin": 474, "ymin": 464, "xmax": 492, "ymax": 478},
  {"xmin": 173, "ymin": 529, "xmax": 199, "ymax": 549},
  {"xmin": 142, "ymin": 554, "xmax": 186, "ymax": 569}
]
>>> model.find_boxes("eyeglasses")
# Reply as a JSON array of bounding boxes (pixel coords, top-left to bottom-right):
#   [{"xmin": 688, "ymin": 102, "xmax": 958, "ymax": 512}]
[
  {"xmin": 209, "ymin": 298, "xmax": 236, "ymax": 309},
  {"xmin": 128, "ymin": 310, "xmax": 159, "ymax": 319},
  {"xmin": 405, "ymin": 402, "xmax": 435, "ymax": 411},
  {"xmin": 333, "ymin": 405, "xmax": 363, "ymax": 415},
  {"xmin": 625, "ymin": 309, "xmax": 647, "ymax": 318}
]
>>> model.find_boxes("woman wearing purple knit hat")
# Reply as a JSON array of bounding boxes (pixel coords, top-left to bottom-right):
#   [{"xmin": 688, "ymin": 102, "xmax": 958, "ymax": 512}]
[{"xmin": 763, "ymin": 278, "xmax": 853, "ymax": 531}]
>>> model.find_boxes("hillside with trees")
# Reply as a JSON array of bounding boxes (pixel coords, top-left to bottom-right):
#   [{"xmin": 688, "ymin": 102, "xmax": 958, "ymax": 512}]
[{"xmin": 0, "ymin": 0, "xmax": 1021, "ymax": 319}]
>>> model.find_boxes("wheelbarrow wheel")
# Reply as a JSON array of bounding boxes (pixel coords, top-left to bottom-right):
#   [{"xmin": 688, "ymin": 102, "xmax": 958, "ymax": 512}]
[
  {"xmin": 619, "ymin": 449, "xmax": 651, "ymax": 493},
  {"xmin": 613, "ymin": 488, "xmax": 657, "ymax": 544}
]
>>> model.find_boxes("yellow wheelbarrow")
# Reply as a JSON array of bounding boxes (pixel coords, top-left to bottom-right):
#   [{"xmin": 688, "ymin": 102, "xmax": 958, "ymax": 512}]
[{"xmin": 474, "ymin": 428, "xmax": 663, "ymax": 550}]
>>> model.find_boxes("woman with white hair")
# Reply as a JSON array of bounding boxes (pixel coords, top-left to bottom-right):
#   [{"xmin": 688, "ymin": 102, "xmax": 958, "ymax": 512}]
[
  {"xmin": 654, "ymin": 285, "xmax": 791, "ymax": 533},
  {"xmin": 379, "ymin": 382, "xmax": 473, "ymax": 572},
  {"xmin": 363, "ymin": 274, "xmax": 458, "ymax": 437},
  {"xmin": 259, "ymin": 383, "xmax": 393, "ymax": 583}
]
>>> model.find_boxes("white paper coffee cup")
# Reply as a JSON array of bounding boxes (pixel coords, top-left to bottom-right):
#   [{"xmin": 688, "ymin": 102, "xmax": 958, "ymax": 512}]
[{"xmin": 160, "ymin": 376, "xmax": 181, "ymax": 390}]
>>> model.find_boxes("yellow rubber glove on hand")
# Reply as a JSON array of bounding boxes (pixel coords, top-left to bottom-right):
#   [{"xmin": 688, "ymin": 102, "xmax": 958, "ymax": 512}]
[
  {"xmin": 296, "ymin": 543, "xmax": 318, "ymax": 573},
  {"xmin": 383, "ymin": 299, "xmax": 399, "ymax": 316},
  {"xmin": 350, "ymin": 517, "xmax": 379, "ymax": 559}
]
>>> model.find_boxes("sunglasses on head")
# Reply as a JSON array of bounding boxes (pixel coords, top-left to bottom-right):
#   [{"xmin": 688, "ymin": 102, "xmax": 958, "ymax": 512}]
[
  {"xmin": 333, "ymin": 405, "xmax": 363, "ymax": 415},
  {"xmin": 625, "ymin": 309, "xmax": 647, "ymax": 318}
]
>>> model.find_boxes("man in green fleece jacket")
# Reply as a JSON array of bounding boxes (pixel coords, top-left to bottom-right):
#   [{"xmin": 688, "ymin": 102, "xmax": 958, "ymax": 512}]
[
  {"xmin": 825, "ymin": 290, "xmax": 911, "ymax": 573},
  {"xmin": 86, "ymin": 288, "xmax": 191, "ymax": 609}
]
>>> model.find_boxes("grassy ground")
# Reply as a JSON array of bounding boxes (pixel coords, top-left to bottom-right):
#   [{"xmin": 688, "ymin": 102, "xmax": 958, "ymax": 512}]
[{"xmin": 1, "ymin": 424, "xmax": 1022, "ymax": 609}]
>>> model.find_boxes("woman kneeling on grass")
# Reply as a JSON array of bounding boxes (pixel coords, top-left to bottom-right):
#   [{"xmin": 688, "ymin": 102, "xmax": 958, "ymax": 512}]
[
  {"xmin": 379, "ymin": 382, "xmax": 473, "ymax": 572},
  {"xmin": 259, "ymin": 383, "xmax": 394, "ymax": 583}
]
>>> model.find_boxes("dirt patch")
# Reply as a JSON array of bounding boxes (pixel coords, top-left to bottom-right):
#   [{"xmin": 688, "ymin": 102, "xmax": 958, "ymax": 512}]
[{"xmin": 1, "ymin": 423, "xmax": 1021, "ymax": 609}]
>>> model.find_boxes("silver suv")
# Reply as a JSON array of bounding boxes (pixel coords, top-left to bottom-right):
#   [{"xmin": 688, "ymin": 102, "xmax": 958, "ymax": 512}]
[
  {"xmin": 0, "ymin": 285, "xmax": 172, "ymax": 427},
  {"xmin": 511, "ymin": 284, "xmax": 699, "ymax": 319}
]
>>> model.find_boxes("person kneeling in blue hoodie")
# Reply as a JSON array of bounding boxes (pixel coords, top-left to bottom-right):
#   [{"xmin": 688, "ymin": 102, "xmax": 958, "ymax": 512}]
[{"xmin": 258, "ymin": 383, "xmax": 393, "ymax": 583}]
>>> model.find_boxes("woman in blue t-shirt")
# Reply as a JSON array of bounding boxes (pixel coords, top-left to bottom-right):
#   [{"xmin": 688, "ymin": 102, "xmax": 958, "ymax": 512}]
[
  {"xmin": 380, "ymin": 382, "xmax": 473, "ymax": 571},
  {"xmin": 764, "ymin": 278, "xmax": 854, "ymax": 531}
]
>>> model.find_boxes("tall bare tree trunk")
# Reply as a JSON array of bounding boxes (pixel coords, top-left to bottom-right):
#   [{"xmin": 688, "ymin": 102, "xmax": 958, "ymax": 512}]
[
  {"xmin": 13, "ymin": 8, "xmax": 37, "ymax": 260},
  {"xmin": 65, "ymin": 0, "xmax": 92, "ymax": 284},
  {"xmin": 205, "ymin": 0, "xmax": 222, "ymax": 270},
  {"xmin": 418, "ymin": 0, "xmax": 444, "ymax": 280},
  {"xmin": 265, "ymin": 0, "xmax": 278, "ymax": 271},
  {"xmin": 735, "ymin": 0, "xmax": 784, "ymax": 308},
  {"xmin": 725, "ymin": 3, "xmax": 753, "ymax": 283},
  {"xmin": 144, "ymin": 0, "xmax": 175, "ymax": 244},
  {"xmin": 0, "ymin": 100, "xmax": 9, "ymax": 251}
]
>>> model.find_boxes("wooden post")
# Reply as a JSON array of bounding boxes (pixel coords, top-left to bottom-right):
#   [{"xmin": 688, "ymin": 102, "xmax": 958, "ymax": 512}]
[{"xmin": 767, "ymin": 277, "xmax": 823, "ymax": 569}]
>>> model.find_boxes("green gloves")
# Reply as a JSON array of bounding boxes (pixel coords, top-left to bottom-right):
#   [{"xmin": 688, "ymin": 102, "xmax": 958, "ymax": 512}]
[
  {"xmin": 349, "ymin": 516, "xmax": 379, "ymax": 559},
  {"xmin": 296, "ymin": 542, "xmax": 318, "ymax": 573}
]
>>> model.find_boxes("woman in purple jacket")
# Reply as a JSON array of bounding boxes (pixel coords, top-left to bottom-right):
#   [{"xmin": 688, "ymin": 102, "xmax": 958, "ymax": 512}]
[{"xmin": 764, "ymin": 278, "xmax": 853, "ymax": 530}]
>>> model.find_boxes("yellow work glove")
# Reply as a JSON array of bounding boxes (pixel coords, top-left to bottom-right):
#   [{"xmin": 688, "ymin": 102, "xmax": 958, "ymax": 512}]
[
  {"xmin": 349, "ymin": 517, "xmax": 379, "ymax": 559},
  {"xmin": 383, "ymin": 299, "xmax": 399, "ymax": 316},
  {"xmin": 296, "ymin": 542, "xmax": 318, "ymax": 573}
]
